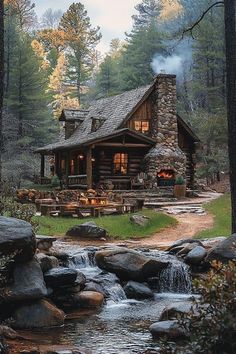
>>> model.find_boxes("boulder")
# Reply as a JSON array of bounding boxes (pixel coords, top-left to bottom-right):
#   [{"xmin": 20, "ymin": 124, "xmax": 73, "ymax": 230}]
[
  {"xmin": 206, "ymin": 234, "xmax": 236, "ymax": 262},
  {"xmin": 159, "ymin": 302, "xmax": 195, "ymax": 321},
  {"xmin": 123, "ymin": 281, "xmax": 153, "ymax": 299},
  {"xmin": 73, "ymin": 291, "xmax": 104, "ymax": 308},
  {"xmin": 185, "ymin": 246, "xmax": 207, "ymax": 265},
  {"xmin": 36, "ymin": 235, "xmax": 57, "ymax": 252},
  {"xmin": 149, "ymin": 320, "xmax": 187, "ymax": 340},
  {"xmin": 35, "ymin": 253, "xmax": 59, "ymax": 273},
  {"xmin": 95, "ymin": 247, "xmax": 169, "ymax": 281},
  {"xmin": 130, "ymin": 214, "xmax": 149, "ymax": 226},
  {"xmin": 0, "ymin": 216, "xmax": 36, "ymax": 262},
  {"xmin": 12, "ymin": 299, "xmax": 65, "ymax": 329},
  {"xmin": 66, "ymin": 222, "xmax": 107, "ymax": 239},
  {"xmin": 167, "ymin": 239, "xmax": 203, "ymax": 254},
  {"xmin": 5, "ymin": 258, "xmax": 47, "ymax": 302},
  {"xmin": 44, "ymin": 268, "xmax": 78, "ymax": 287},
  {"xmin": 83, "ymin": 282, "xmax": 105, "ymax": 296}
]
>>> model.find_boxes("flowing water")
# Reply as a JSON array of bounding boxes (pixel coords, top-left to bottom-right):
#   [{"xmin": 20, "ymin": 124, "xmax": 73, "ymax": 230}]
[{"xmin": 43, "ymin": 243, "xmax": 194, "ymax": 353}]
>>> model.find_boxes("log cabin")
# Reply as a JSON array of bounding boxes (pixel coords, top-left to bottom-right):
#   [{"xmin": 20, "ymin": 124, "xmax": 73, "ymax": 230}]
[{"xmin": 35, "ymin": 74, "xmax": 200, "ymax": 190}]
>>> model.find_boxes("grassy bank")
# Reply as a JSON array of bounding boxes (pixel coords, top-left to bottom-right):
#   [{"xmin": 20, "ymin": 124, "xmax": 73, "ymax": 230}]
[
  {"xmin": 36, "ymin": 209, "xmax": 177, "ymax": 240},
  {"xmin": 196, "ymin": 194, "xmax": 231, "ymax": 239}
]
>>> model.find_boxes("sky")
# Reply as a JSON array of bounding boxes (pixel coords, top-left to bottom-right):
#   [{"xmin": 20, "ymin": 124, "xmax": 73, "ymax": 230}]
[{"xmin": 34, "ymin": 0, "xmax": 140, "ymax": 54}]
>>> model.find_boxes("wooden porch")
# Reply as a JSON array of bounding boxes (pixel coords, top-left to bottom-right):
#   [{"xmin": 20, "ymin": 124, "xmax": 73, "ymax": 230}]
[{"xmin": 39, "ymin": 130, "xmax": 155, "ymax": 190}]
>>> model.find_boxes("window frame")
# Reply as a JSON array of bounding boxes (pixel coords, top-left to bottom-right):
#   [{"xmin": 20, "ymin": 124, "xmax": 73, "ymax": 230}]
[
  {"xmin": 133, "ymin": 120, "xmax": 150, "ymax": 134},
  {"xmin": 113, "ymin": 152, "xmax": 129, "ymax": 175}
]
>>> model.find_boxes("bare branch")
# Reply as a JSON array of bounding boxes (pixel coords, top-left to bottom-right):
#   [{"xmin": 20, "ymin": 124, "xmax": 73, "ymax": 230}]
[{"xmin": 181, "ymin": 1, "xmax": 224, "ymax": 39}]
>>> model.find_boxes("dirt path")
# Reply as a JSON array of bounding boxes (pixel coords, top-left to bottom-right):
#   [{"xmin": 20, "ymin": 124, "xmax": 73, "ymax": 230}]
[
  {"xmin": 125, "ymin": 212, "xmax": 214, "ymax": 248},
  {"xmin": 70, "ymin": 211, "xmax": 214, "ymax": 250}
]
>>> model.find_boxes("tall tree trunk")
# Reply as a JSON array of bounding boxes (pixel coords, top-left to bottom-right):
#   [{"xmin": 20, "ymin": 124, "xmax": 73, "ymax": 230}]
[
  {"xmin": 0, "ymin": 0, "xmax": 4, "ymax": 184},
  {"xmin": 224, "ymin": 0, "xmax": 236, "ymax": 233}
]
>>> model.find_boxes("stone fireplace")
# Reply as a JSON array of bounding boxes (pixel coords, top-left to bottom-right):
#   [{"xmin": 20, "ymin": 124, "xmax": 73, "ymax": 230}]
[{"xmin": 144, "ymin": 74, "xmax": 186, "ymax": 186}]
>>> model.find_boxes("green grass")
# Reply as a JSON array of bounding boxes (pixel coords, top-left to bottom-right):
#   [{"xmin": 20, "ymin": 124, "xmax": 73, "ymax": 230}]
[
  {"xmin": 36, "ymin": 209, "xmax": 177, "ymax": 240},
  {"xmin": 196, "ymin": 194, "xmax": 231, "ymax": 239}
]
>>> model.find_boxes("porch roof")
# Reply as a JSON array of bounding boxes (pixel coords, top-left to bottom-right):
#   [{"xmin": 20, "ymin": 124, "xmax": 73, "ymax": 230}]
[{"xmin": 36, "ymin": 128, "xmax": 156, "ymax": 154}]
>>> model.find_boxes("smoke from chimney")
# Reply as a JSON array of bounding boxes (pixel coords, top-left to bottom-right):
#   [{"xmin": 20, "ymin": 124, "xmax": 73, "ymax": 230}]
[{"xmin": 151, "ymin": 54, "xmax": 183, "ymax": 75}]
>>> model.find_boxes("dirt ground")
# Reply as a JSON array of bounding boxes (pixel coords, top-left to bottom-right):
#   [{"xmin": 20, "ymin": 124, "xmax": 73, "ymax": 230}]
[{"xmin": 69, "ymin": 210, "xmax": 214, "ymax": 250}]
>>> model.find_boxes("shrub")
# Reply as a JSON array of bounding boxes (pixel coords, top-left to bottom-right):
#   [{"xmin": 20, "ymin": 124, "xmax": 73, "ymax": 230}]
[
  {"xmin": 0, "ymin": 198, "xmax": 38, "ymax": 232},
  {"xmin": 51, "ymin": 174, "xmax": 60, "ymax": 188},
  {"xmin": 175, "ymin": 176, "xmax": 186, "ymax": 185}
]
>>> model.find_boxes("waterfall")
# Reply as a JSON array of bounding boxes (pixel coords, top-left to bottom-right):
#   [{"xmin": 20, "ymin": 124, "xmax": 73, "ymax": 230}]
[
  {"xmin": 106, "ymin": 284, "xmax": 127, "ymax": 304},
  {"xmin": 68, "ymin": 250, "xmax": 96, "ymax": 269},
  {"xmin": 159, "ymin": 262, "xmax": 192, "ymax": 294}
]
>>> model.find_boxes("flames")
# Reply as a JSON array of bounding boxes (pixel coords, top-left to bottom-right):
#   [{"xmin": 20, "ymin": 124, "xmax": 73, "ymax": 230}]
[
  {"xmin": 158, "ymin": 170, "xmax": 175, "ymax": 179},
  {"xmin": 79, "ymin": 197, "xmax": 108, "ymax": 206}
]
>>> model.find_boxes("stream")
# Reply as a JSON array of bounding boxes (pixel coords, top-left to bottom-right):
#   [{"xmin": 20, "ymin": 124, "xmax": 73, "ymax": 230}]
[{"xmin": 37, "ymin": 243, "xmax": 195, "ymax": 354}]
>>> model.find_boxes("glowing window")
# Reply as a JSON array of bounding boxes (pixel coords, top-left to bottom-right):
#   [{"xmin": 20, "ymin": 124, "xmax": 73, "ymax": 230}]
[
  {"xmin": 113, "ymin": 153, "xmax": 128, "ymax": 175},
  {"xmin": 134, "ymin": 121, "xmax": 149, "ymax": 133}
]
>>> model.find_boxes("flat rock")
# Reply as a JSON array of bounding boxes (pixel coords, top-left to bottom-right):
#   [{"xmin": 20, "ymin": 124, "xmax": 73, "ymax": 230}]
[
  {"xmin": 0, "ymin": 216, "xmax": 36, "ymax": 262},
  {"xmin": 5, "ymin": 258, "xmax": 47, "ymax": 302},
  {"xmin": 123, "ymin": 281, "xmax": 153, "ymax": 299},
  {"xmin": 95, "ymin": 247, "xmax": 169, "ymax": 281},
  {"xmin": 36, "ymin": 235, "xmax": 57, "ymax": 252},
  {"xmin": 185, "ymin": 246, "xmax": 207, "ymax": 265},
  {"xmin": 206, "ymin": 234, "xmax": 236, "ymax": 262},
  {"xmin": 167, "ymin": 238, "xmax": 203, "ymax": 253},
  {"xmin": 66, "ymin": 222, "xmax": 107, "ymax": 239},
  {"xmin": 149, "ymin": 320, "xmax": 187, "ymax": 340},
  {"xmin": 130, "ymin": 214, "xmax": 149, "ymax": 226},
  {"xmin": 44, "ymin": 268, "xmax": 78, "ymax": 287},
  {"xmin": 12, "ymin": 299, "xmax": 65, "ymax": 329}
]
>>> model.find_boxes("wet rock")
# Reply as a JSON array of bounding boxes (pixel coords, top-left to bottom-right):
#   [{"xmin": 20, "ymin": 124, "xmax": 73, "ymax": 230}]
[
  {"xmin": 44, "ymin": 268, "xmax": 78, "ymax": 287},
  {"xmin": 84, "ymin": 282, "xmax": 105, "ymax": 296},
  {"xmin": 36, "ymin": 235, "xmax": 57, "ymax": 252},
  {"xmin": 5, "ymin": 258, "xmax": 47, "ymax": 302},
  {"xmin": 73, "ymin": 291, "xmax": 104, "ymax": 308},
  {"xmin": 0, "ymin": 216, "xmax": 36, "ymax": 262},
  {"xmin": 206, "ymin": 234, "xmax": 236, "ymax": 262},
  {"xmin": 167, "ymin": 239, "xmax": 203, "ymax": 254},
  {"xmin": 130, "ymin": 214, "xmax": 149, "ymax": 226},
  {"xmin": 12, "ymin": 299, "xmax": 65, "ymax": 329},
  {"xmin": 149, "ymin": 320, "xmax": 187, "ymax": 340},
  {"xmin": 35, "ymin": 253, "xmax": 59, "ymax": 273},
  {"xmin": 95, "ymin": 247, "xmax": 169, "ymax": 281},
  {"xmin": 159, "ymin": 302, "xmax": 195, "ymax": 321},
  {"xmin": 185, "ymin": 246, "xmax": 207, "ymax": 265},
  {"xmin": 123, "ymin": 281, "xmax": 153, "ymax": 299},
  {"xmin": 66, "ymin": 222, "xmax": 107, "ymax": 239}
]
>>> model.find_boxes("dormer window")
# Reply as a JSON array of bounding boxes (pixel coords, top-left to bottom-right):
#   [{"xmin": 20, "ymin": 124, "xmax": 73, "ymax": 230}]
[
  {"xmin": 91, "ymin": 117, "xmax": 105, "ymax": 132},
  {"xmin": 134, "ymin": 121, "xmax": 150, "ymax": 134}
]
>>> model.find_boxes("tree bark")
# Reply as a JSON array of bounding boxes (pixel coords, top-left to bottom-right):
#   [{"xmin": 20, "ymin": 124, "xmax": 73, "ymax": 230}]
[
  {"xmin": 0, "ymin": 0, "xmax": 4, "ymax": 184},
  {"xmin": 224, "ymin": 0, "xmax": 236, "ymax": 232}
]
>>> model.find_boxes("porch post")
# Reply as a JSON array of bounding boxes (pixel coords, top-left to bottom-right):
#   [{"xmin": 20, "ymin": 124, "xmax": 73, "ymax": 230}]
[
  {"xmin": 65, "ymin": 151, "xmax": 70, "ymax": 188},
  {"xmin": 86, "ymin": 147, "xmax": 92, "ymax": 189},
  {"xmin": 40, "ymin": 154, "xmax": 45, "ymax": 178}
]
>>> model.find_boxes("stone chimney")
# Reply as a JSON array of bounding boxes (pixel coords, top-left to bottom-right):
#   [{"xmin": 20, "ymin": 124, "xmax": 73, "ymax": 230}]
[
  {"xmin": 150, "ymin": 74, "xmax": 178, "ymax": 146},
  {"xmin": 144, "ymin": 74, "xmax": 186, "ymax": 184}
]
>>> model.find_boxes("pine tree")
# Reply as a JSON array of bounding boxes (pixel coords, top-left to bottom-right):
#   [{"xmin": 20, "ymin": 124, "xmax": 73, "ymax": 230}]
[
  {"xmin": 119, "ymin": 20, "xmax": 167, "ymax": 91},
  {"xmin": 59, "ymin": 2, "xmax": 101, "ymax": 102}
]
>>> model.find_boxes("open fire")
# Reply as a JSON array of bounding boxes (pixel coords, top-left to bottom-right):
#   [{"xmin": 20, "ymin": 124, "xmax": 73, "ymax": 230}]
[
  {"xmin": 79, "ymin": 197, "xmax": 108, "ymax": 206},
  {"xmin": 157, "ymin": 169, "xmax": 175, "ymax": 186}
]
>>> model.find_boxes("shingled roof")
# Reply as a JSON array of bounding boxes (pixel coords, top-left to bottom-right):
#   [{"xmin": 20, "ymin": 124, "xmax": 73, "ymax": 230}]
[
  {"xmin": 36, "ymin": 83, "xmax": 154, "ymax": 153},
  {"xmin": 36, "ymin": 81, "xmax": 200, "ymax": 154}
]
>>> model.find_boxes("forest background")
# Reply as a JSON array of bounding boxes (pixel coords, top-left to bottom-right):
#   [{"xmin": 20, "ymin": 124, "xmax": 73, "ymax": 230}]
[{"xmin": 2, "ymin": 0, "xmax": 227, "ymax": 187}]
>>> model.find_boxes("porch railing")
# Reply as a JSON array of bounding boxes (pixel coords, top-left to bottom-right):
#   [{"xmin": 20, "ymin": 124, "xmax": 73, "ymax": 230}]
[{"xmin": 68, "ymin": 174, "xmax": 87, "ymax": 188}]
